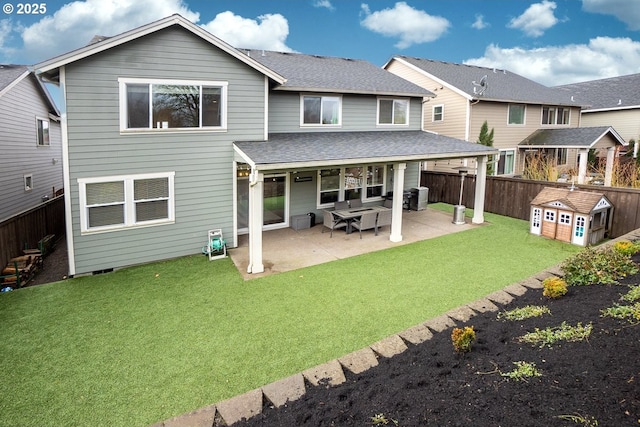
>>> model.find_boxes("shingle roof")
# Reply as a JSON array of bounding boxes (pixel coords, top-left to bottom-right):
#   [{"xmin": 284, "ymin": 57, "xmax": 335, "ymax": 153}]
[
  {"xmin": 242, "ymin": 50, "xmax": 434, "ymax": 97},
  {"xmin": 234, "ymin": 130, "xmax": 497, "ymax": 168},
  {"xmin": 555, "ymin": 73, "xmax": 640, "ymax": 111},
  {"xmin": 0, "ymin": 64, "xmax": 29, "ymax": 93},
  {"xmin": 530, "ymin": 187, "xmax": 608, "ymax": 214},
  {"xmin": 392, "ymin": 56, "xmax": 580, "ymax": 106},
  {"xmin": 518, "ymin": 126, "xmax": 625, "ymax": 148}
]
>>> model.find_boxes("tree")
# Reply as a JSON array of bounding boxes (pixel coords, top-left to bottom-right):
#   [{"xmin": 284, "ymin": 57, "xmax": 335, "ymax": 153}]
[{"xmin": 477, "ymin": 120, "xmax": 495, "ymax": 175}]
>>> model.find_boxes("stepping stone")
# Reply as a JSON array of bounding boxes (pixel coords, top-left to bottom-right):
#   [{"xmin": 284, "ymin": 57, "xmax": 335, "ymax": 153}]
[
  {"xmin": 466, "ymin": 298, "xmax": 499, "ymax": 313},
  {"xmin": 503, "ymin": 283, "xmax": 529, "ymax": 296},
  {"xmin": 338, "ymin": 347, "xmax": 379, "ymax": 374},
  {"xmin": 262, "ymin": 373, "xmax": 305, "ymax": 408},
  {"xmin": 162, "ymin": 404, "xmax": 216, "ymax": 427},
  {"xmin": 370, "ymin": 334, "xmax": 408, "ymax": 358},
  {"xmin": 302, "ymin": 359, "xmax": 346, "ymax": 387},
  {"xmin": 446, "ymin": 305, "xmax": 477, "ymax": 322},
  {"xmin": 215, "ymin": 388, "xmax": 262, "ymax": 426},
  {"xmin": 399, "ymin": 323, "xmax": 434, "ymax": 345},
  {"xmin": 423, "ymin": 314, "xmax": 456, "ymax": 332},
  {"xmin": 485, "ymin": 289, "xmax": 514, "ymax": 305}
]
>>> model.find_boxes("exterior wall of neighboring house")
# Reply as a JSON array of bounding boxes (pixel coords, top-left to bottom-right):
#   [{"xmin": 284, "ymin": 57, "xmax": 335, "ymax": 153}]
[
  {"xmin": 63, "ymin": 26, "xmax": 267, "ymax": 274},
  {"xmin": 580, "ymin": 109, "xmax": 640, "ymax": 144},
  {"xmin": 0, "ymin": 73, "xmax": 62, "ymax": 222}
]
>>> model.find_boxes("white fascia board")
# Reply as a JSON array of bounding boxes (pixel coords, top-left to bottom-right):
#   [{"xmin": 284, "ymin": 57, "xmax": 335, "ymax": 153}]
[
  {"xmin": 582, "ymin": 105, "xmax": 640, "ymax": 113},
  {"xmin": 0, "ymin": 70, "xmax": 29, "ymax": 98}
]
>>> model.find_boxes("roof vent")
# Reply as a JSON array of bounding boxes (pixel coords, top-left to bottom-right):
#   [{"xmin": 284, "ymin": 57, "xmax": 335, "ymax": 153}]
[{"xmin": 618, "ymin": 99, "xmax": 622, "ymax": 105}]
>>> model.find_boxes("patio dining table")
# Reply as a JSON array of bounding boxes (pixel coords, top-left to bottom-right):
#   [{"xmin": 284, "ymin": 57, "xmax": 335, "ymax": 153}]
[{"xmin": 332, "ymin": 205, "xmax": 390, "ymax": 234}]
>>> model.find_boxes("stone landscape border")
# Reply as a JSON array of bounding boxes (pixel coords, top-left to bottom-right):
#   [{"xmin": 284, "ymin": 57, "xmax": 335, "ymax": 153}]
[{"xmin": 151, "ymin": 229, "xmax": 640, "ymax": 427}]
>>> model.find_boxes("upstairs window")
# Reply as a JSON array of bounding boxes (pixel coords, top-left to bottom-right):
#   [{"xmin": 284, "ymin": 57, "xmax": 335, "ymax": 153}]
[
  {"xmin": 378, "ymin": 98, "xmax": 408, "ymax": 125},
  {"xmin": 542, "ymin": 106, "xmax": 570, "ymax": 125},
  {"xmin": 432, "ymin": 105, "xmax": 444, "ymax": 122},
  {"xmin": 301, "ymin": 95, "xmax": 341, "ymax": 126},
  {"xmin": 119, "ymin": 78, "xmax": 227, "ymax": 131},
  {"xmin": 36, "ymin": 118, "xmax": 50, "ymax": 146},
  {"xmin": 508, "ymin": 104, "xmax": 525, "ymax": 125}
]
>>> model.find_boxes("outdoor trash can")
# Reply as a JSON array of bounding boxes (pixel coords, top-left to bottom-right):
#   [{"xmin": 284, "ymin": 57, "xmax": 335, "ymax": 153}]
[{"xmin": 307, "ymin": 212, "xmax": 316, "ymax": 227}]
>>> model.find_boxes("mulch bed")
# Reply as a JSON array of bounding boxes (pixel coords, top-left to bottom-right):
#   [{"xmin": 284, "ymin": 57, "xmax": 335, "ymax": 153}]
[{"xmin": 235, "ymin": 270, "xmax": 640, "ymax": 426}]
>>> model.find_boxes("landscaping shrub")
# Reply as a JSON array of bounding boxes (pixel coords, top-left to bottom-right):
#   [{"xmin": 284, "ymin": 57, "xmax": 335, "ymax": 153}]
[
  {"xmin": 542, "ymin": 277, "xmax": 568, "ymax": 299},
  {"xmin": 451, "ymin": 326, "xmax": 476, "ymax": 353},
  {"xmin": 561, "ymin": 246, "xmax": 639, "ymax": 286},
  {"xmin": 612, "ymin": 239, "xmax": 640, "ymax": 257}
]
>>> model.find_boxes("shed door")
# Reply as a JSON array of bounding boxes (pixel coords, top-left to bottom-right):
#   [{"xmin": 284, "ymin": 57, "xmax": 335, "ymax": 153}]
[
  {"xmin": 556, "ymin": 211, "xmax": 572, "ymax": 242},
  {"xmin": 572, "ymin": 215, "xmax": 587, "ymax": 246},
  {"xmin": 530, "ymin": 207, "xmax": 542, "ymax": 235},
  {"xmin": 541, "ymin": 208, "xmax": 557, "ymax": 239}
]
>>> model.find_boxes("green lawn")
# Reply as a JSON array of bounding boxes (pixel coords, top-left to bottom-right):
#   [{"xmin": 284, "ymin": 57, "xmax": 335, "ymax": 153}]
[{"xmin": 0, "ymin": 205, "xmax": 580, "ymax": 427}]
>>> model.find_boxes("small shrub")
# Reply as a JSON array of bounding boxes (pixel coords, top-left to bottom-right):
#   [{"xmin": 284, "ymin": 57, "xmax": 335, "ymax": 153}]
[
  {"xmin": 451, "ymin": 326, "xmax": 476, "ymax": 353},
  {"xmin": 561, "ymin": 246, "xmax": 639, "ymax": 286},
  {"xmin": 501, "ymin": 361, "xmax": 542, "ymax": 381},
  {"xmin": 622, "ymin": 285, "xmax": 640, "ymax": 303},
  {"xmin": 612, "ymin": 240, "xmax": 640, "ymax": 257},
  {"xmin": 497, "ymin": 305, "xmax": 551, "ymax": 321},
  {"xmin": 601, "ymin": 303, "xmax": 640, "ymax": 323},
  {"xmin": 518, "ymin": 322, "xmax": 593, "ymax": 348},
  {"xmin": 543, "ymin": 277, "xmax": 568, "ymax": 299}
]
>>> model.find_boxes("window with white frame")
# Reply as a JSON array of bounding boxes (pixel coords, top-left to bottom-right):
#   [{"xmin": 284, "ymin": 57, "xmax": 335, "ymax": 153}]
[
  {"xmin": 542, "ymin": 106, "xmax": 570, "ymax": 125},
  {"xmin": 119, "ymin": 78, "xmax": 227, "ymax": 131},
  {"xmin": 366, "ymin": 165, "xmax": 385, "ymax": 198},
  {"xmin": 318, "ymin": 168, "xmax": 341, "ymax": 205},
  {"xmin": 36, "ymin": 118, "xmax": 50, "ymax": 146},
  {"xmin": 301, "ymin": 95, "xmax": 341, "ymax": 126},
  {"xmin": 496, "ymin": 149, "xmax": 515, "ymax": 175},
  {"xmin": 344, "ymin": 167, "xmax": 363, "ymax": 201},
  {"xmin": 24, "ymin": 174, "xmax": 33, "ymax": 192},
  {"xmin": 318, "ymin": 165, "xmax": 386, "ymax": 207},
  {"xmin": 79, "ymin": 172, "xmax": 175, "ymax": 233},
  {"xmin": 432, "ymin": 104, "xmax": 444, "ymax": 122},
  {"xmin": 508, "ymin": 104, "xmax": 525, "ymax": 125},
  {"xmin": 378, "ymin": 98, "xmax": 408, "ymax": 125}
]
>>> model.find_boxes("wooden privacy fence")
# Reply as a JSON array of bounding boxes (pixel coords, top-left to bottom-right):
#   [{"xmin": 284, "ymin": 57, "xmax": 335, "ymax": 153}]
[
  {"xmin": 0, "ymin": 195, "xmax": 65, "ymax": 268},
  {"xmin": 422, "ymin": 171, "xmax": 640, "ymax": 239}
]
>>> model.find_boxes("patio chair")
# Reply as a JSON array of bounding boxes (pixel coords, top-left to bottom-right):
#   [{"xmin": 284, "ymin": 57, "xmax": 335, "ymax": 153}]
[
  {"xmin": 351, "ymin": 211, "xmax": 378, "ymax": 239},
  {"xmin": 349, "ymin": 199, "xmax": 363, "ymax": 208},
  {"xmin": 334, "ymin": 201, "xmax": 349, "ymax": 210},
  {"xmin": 322, "ymin": 210, "xmax": 347, "ymax": 237},
  {"xmin": 375, "ymin": 209, "xmax": 392, "ymax": 235}
]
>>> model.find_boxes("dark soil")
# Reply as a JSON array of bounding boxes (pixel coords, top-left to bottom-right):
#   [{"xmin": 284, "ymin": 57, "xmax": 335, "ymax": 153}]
[{"xmin": 235, "ymin": 267, "xmax": 640, "ymax": 426}]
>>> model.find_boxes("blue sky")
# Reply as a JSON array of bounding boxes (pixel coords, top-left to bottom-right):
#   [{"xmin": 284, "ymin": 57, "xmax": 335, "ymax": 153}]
[{"xmin": 1, "ymin": 0, "xmax": 639, "ymax": 86}]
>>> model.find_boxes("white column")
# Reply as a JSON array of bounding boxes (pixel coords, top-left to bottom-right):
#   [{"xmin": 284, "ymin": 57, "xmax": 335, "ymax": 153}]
[
  {"xmin": 390, "ymin": 162, "xmax": 406, "ymax": 242},
  {"xmin": 577, "ymin": 149, "xmax": 588, "ymax": 185},
  {"xmin": 247, "ymin": 170, "xmax": 264, "ymax": 274},
  {"xmin": 472, "ymin": 155, "xmax": 487, "ymax": 224},
  {"xmin": 604, "ymin": 146, "xmax": 615, "ymax": 187}
]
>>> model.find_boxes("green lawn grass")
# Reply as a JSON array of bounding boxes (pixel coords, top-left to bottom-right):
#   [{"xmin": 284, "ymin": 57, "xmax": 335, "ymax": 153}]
[{"xmin": 0, "ymin": 205, "xmax": 580, "ymax": 427}]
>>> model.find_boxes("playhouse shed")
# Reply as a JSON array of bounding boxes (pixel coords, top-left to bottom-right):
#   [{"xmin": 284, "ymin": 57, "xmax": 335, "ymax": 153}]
[{"xmin": 530, "ymin": 187, "xmax": 613, "ymax": 246}]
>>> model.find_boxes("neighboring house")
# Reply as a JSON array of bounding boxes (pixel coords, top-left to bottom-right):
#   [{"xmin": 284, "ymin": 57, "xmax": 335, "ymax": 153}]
[
  {"xmin": 556, "ymin": 73, "xmax": 640, "ymax": 146},
  {"xmin": 34, "ymin": 14, "xmax": 496, "ymax": 276},
  {"xmin": 383, "ymin": 57, "xmax": 586, "ymax": 177},
  {"xmin": 0, "ymin": 65, "xmax": 62, "ymax": 222}
]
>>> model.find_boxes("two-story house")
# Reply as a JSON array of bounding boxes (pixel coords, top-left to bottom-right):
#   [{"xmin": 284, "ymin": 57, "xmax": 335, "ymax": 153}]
[
  {"xmin": 0, "ymin": 65, "xmax": 62, "ymax": 222},
  {"xmin": 34, "ymin": 14, "xmax": 496, "ymax": 276},
  {"xmin": 384, "ymin": 57, "xmax": 626, "ymax": 185}
]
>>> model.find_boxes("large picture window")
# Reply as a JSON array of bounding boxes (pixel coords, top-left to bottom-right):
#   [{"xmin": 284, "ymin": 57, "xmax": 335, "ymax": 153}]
[
  {"xmin": 119, "ymin": 78, "xmax": 227, "ymax": 131},
  {"xmin": 301, "ymin": 95, "xmax": 341, "ymax": 126},
  {"xmin": 79, "ymin": 172, "xmax": 175, "ymax": 233},
  {"xmin": 508, "ymin": 104, "xmax": 525, "ymax": 125},
  {"xmin": 378, "ymin": 98, "xmax": 408, "ymax": 125}
]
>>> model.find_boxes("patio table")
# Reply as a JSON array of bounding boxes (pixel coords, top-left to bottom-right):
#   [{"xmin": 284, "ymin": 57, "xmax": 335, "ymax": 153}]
[{"xmin": 333, "ymin": 206, "xmax": 390, "ymax": 234}]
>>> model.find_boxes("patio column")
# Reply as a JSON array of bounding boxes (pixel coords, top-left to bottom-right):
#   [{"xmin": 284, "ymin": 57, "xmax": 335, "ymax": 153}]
[
  {"xmin": 604, "ymin": 146, "xmax": 615, "ymax": 186},
  {"xmin": 577, "ymin": 148, "xmax": 589, "ymax": 185},
  {"xmin": 472, "ymin": 155, "xmax": 487, "ymax": 224},
  {"xmin": 390, "ymin": 162, "xmax": 406, "ymax": 242},
  {"xmin": 247, "ymin": 170, "xmax": 264, "ymax": 274}
]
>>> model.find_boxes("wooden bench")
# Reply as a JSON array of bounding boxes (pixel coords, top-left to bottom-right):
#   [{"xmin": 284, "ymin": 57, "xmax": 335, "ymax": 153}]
[{"xmin": 1, "ymin": 254, "xmax": 42, "ymax": 288}]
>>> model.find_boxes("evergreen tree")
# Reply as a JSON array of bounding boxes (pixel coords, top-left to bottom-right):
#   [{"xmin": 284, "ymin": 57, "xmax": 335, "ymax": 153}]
[{"xmin": 477, "ymin": 120, "xmax": 495, "ymax": 175}]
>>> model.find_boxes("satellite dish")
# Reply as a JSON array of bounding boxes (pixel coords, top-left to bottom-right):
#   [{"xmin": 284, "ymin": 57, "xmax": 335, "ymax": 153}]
[{"xmin": 472, "ymin": 75, "xmax": 488, "ymax": 96}]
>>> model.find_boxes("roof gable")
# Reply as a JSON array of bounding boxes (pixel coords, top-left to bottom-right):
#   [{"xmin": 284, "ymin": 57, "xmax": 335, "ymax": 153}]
[
  {"xmin": 33, "ymin": 14, "xmax": 285, "ymax": 85},
  {"xmin": 519, "ymin": 126, "xmax": 627, "ymax": 148},
  {"xmin": 388, "ymin": 56, "xmax": 580, "ymax": 107},
  {"xmin": 0, "ymin": 65, "xmax": 59, "ymax": 116},
  {"xmin": 243, "ymin": 49, "xmax": 433, "ymax": 97},
  {"xmin": 531, "ymin": 187, "xmax": 611, "ymax": 214}
]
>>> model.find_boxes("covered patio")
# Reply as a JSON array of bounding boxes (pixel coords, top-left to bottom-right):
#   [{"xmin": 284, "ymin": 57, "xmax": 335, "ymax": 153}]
[{"xmin": 228, "ymin": 206, "xmax": 479, "ymax": 279}]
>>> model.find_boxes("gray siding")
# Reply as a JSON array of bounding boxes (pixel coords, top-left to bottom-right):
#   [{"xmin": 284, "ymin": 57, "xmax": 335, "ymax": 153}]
[
  {"xmin": 0, "ymin": 75, "xmax": 62, "ymax": 221},
  {"xmin": 64, "ymin": 26, "xmax": 267, "ymax": 274},
  {"xmin": 268, "ymin": 93, "xmax": 424, "ymax": 133}
]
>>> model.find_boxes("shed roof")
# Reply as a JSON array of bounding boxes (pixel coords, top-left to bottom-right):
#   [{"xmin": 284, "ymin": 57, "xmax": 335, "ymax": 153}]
[
  {"xmin": 242, "ymin": 49, "xmax": 434, "ymax": 97},
  {"xmin": 518, "ymin": 126, "xmax": 627, "ymax": 149},
  {"xmin": 388, "ymin": 56, "xmax": 581, "ymax": 107},
  {"xmin": 530, "ymin": 187, "xmax": 610, "ymax": 214},
  {"xmin": 555, "ymin": 73, "xmax": 640, "ymax": 111},
  {"xmin": 234, "ymin": 130, "xmax": 497, "ymax": 170}
]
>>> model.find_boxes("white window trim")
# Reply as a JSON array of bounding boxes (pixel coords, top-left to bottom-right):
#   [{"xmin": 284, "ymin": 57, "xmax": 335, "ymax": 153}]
[
  {"xmin": 541, "ymin": 105, "xmax": 571, "ymax": 126},
  {"xmin": 377, "ymin": 97, "xmax": 410, "ymax": 127},
  {"xmin": 507, "ymin": 104, "xmax": 526, "ymax": 126},
  {"xmin": 300, "ymin": 94, "xmax": 342, "ymax": 127},
  {"xmin": 118, "ymin": 78, "xmax": 228, "ymax": 133},
  {"xmin": 432, "ymin": 104, "xmax": 444, "ymax": 122},
  {"xmin": 495, "ymin": 148, "xmax": 516, "ymax": 176},
  {"xmin": 78, "ymin": 172, "xmax": 175, "ymax": 234},
  {"xmin": 316, "ymin": 165, "xmax": 386, "ymax": 208},
  {"xmin": 36, "ymin": 117, "xmax": 50, "ymax": 146},
  {"xmin": 24, "ymin": 174, "xmax": 33, "ymax": 192}
]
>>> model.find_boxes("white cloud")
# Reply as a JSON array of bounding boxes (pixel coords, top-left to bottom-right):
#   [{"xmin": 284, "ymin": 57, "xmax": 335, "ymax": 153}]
[
  {"xmin": 360, "ymin": 2, "xmax": 450, "ymax": 49},
  {"xmin": 201, "ymin": 11, "xmax": 293, "ymax": 52},
  {"xmin": 464, "ymin": 37, "xmax": 640, "ymax": 86},
  {"xmin": 507, "ymin": 1, "xmax": 558, "ymax": 37},
  {"xmin": 0, "ymin": 19, "xmax": 16, "ymax": 57},
  {"xmin": 20, "ymin": 0, "xmax": 199, "ymax": 63},
  {"xmin": 314, "ymin": 1, "xmax": 335, "ymax": 12},
  {"xmin": 582, "ymin": 0, "xmax": 640, "ymax": 31},
  {"xmin": 472, "ymin": 14, "xmax": 489, "ymax": 30}
]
